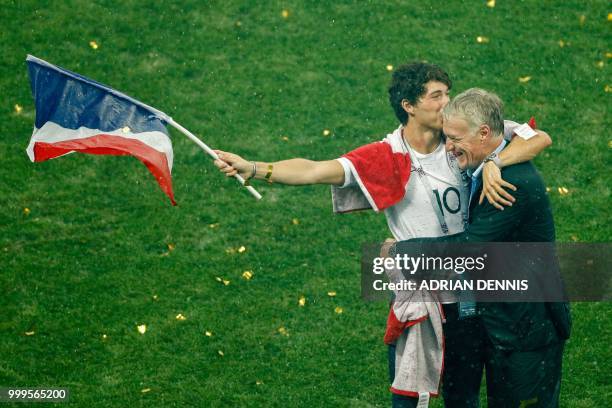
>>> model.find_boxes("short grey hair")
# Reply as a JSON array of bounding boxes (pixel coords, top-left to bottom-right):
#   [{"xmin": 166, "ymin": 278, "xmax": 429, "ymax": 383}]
[{"xmin": 443, "ymin": 88, "xmax": 504, "ymax": 137}]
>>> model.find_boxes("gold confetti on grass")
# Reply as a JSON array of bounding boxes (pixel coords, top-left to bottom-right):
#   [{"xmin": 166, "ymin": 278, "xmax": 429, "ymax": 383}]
[
  {"xmin": 486, "ymin": 0, "xmax": 495, "ymax": 8},
  {"xmin": 102, "ymin": 334, "xmax": 108, "ymax": 340},
  {"xmin": 606, "ymin": 52, "xmax": 612, "ymax": 59},
  {"xmin": 215, "ymin": 276, "xmax": 231, "ymax": 285},
  {"xmin": 281, "ymin": 10, "xmax": 289, "ymax": 18},
  {"xmin": 328, "ymin": 291, "xmax": 337, "ymax": 297},
  {"xmin": 137, "ymin": 324, "xmax": 147, "ymax": 334},
  {"xmin": 14, "ymin": 104, "xmax": 23, "ymax": 114},
  {"xmin": 89, "ymin": 41, "xmax": 99, "ymax": 50},
  {"xmin": 141, "ymin": 388, "xmax": 151, "ymax": 393},
  {"xmin": 596, "ymin": 61, "xmax": 604, "ymax": 68},
  {"xmin": 608, "ymin": 140, "xmax": 612, "ymax": 148},
  {"xmin": 579, "ymin": 15, "xmax": 586, "ymax": 25},
  {"xmin": 167, "ymin": 243, "xmax": 175, "ymax": 251},
  {"xmin": 175, "ymin": 313, "xmax": 186, "ymax": 321},
  {"xmin": 571, "ymin": 235, "xmax": 579, "ymax": 242},
  {"xmin": 205, "ymin": 331, "xmax": 213, "ymax": 337},
  {"xmin": 218, "ymin": 350, "xmax": 225, "ymax": 356},
  {"xmin": 322, "ymin": 129, "xmax": 331, "ymax": 136},
  {"xmin": 605, "ymin": 85, "xmax": 612, "ymax": 93},
  {"xmin": 298, "ymin": 296, "xmax": 306, "ymax": 306},
  {"xmin": 334, "ymin": 306, "xmax": 344, "ymax": 314},
  {"xmin": 292, "ymin": 218, "xmax": 300, "ymax": 225},
  {"xmin": 152, "ymin": 294, "xmax": 158, "ymax": 301},
  {"xmin": 476, "ymin": 36, "xmax": 489, "ymax": 43},
  {"xmin": 278, "ymin": 326, "xmax": 289, "ymax": 336},
  {"xmin": 281, "ymin": 136, "xmax": 289, "ymax": 141},
  {"xmin": 386, "ymin": 64, "xmax": 394, "ymax": 71},
  {"xmin": 256, "ymin": 380, "xmax": 263, "ymax": 385},
  {"xmin": 242, "ymin": 270, "xmax": 253, "ymax": 280},
  {"xmin": 558, "ymin": 40, "xmax": 565, "ymax": 48},
  {"xmin": 546, "ymin": 187, "xmax": 551, "ymax": 192},
  {"xmin": 209, "ymin": 223, "xmax": 219, "ymax": 228},
  {"xmin": 558, "ymin": 187, "xmax": 570, "ymax": 195},
  {"xmin": 238, "ymin": 246, "xmax": 246, "ymax": 253},
  {"xmin": 23, "ymin": 207, "xmax": 30, "ymax": 216},
  {"xmin": 518, "ymin": 76, "xmax": 532, "ymax": 83},
  {"xmin": 608, "ymin": 13, "xmax": 612, "ymax": 21},
  {"xmin": 25, "ymin": 331, "xmax": 35, "ymax": 336}
]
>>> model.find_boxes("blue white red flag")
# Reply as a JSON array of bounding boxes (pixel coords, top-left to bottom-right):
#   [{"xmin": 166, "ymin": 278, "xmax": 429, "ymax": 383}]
[{"xmin": 25, "ymin": 55, "xmax": 176, "ymax": 205}]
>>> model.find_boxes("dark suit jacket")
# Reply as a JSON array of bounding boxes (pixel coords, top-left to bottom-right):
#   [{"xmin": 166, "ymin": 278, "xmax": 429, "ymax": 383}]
[{"xmin": 406, "ymin": 161, "xmax": 570, "ymax": 351}]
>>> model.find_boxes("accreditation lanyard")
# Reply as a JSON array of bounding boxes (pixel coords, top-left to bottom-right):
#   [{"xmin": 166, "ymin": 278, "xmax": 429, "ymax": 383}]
[{"xmin": 401, "ymin": 136, "xmax": 469, "ymax": 235}]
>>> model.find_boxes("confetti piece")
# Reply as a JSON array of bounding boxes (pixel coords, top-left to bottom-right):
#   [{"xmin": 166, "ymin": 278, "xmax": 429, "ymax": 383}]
[
  {"xmin": 225, "ymin": 247, "xmax": 236, "ymax": 254},
  {"xmin": 579, "ymin": 15, "xmax": 586, "ymax": 25},
  {"xmin": 278, "ymin": 326, "xmax": 289, "ymax": 336},
  {"xmin": 167, "ymin": 243, "xmax": 175, "ymax": 251},
  {"xmin": 281, "ymin": 136, "xmax": 289, "ymax": 141},
  {"xmin": 209, "ymin": 223, "xmax": 219, "ymax": 228},
  {"xmin": 235, "ymin": 21, "xmax": 242, "ymax": 27},
  {"xmin": 608, "ymin": 140, "xmax": 612, "ymax": 148},
  {"xmin": 518, "ymin": 76, "xmax": 532, "ymax": 83},
  {"xmin": 596, "ymin": 61, "xmax": 604, "ymax": 68},
  {"xmin": 571, "ymin": 235, "xmax": 579, "ymax": 242},
  {"xmin": 606, "ymin": 52, "xmax": 612, "ymax": 59},
  {"xmin": 89, "ymin": 41, "xmax": 99, "ymax": 50},
  {"xmin": 122, "ymin": 126, "xmax": 130, "ymax": 133},
  {"xmin": 605, "ymin": 85, "xmax": 612, "ymax": 93},
  {"xmin": 242, "ymin": 270, "xmax": 253, "ymax": 280},
  {"xmin": 298, "ymin": 296, "xmax": 306, "ymax": 307},
  {"xmin": 141, "ymin": 388, "xmax": 151, "ymax": 393},
  {"xmin": 176, "ymin": 313, "xmax": 186, "ymax": 321},
  {"xmin": 546, "ymin": 187, "xmax": 551, "ymax": 192},
  {"xmin": 386, "ymin": 64, "xmax": 394, "ymax": 71},
  {"xmin": 152, "ymin": 294, "xmax": 158, "ymax": 300},
  {"xmin": 281, "ymin": 9, "xmax": 289, "ymax": 18},
  {"xmin": 558, "ymin": 187, "xmax": 569, "ymax": 195},
  {"xmin": 137, "ymin": 324, "xmax": 147, "ymax": 334},
  {"xmin": 205, "ymin": 331, "xmax": 213, "ymax": 337},
  {"xmin": 238, "ymin": 246, "xmax": 246, "ymax": 253},
  {"xmin": 328, "ymin": 291, "xmax": 337, "ymax": 297},
  {"xmin": 558, "ymin": 40, "xmax": 565, "ymax": 48},
  {"xmin": 23, "ymin": 207, "xmax": 30, "ymax": 216},
  {"xmin": 218, "ymin": 350, "xmax": 225, "ymax": 356},
  {"xmin": 322, "ymin": 129, "xmax": 331, "ymax": 136},
  {"xmin": 334, "ymin": 306, "xmax": 344, "ymax": 314},
  {"xmin": 256, "ymin": 380, "xmax": 263, "ymax": 385},
  {"xmin": 25, "ymin": 331, "xmax": 35, "ymax": 336},
  {"xmin": 14, "ymin": 104, "xmax": 23, "ymax": 114},
  {"xmin": 486, "ymin": 0, "xmax": 495, "ymax": 8},
  {"xmin": 292, "ymin": 218, "xmax": 300, "ymax": 225},
  {"xmin": 476, "ymin": 36, "xmax": 489, "ymax": 43},
  {"xmin": 223, "ymin": 279, "xmax": 230, "ymax": 286},
  {"xmin": 608, "ymin": 13, "xmax": 612, "ymax": 22}
]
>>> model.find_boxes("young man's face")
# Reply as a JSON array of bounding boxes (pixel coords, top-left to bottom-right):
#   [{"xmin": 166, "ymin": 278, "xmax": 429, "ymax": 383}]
[
  {"xmin": 410, "ymin": 81, "xmax": 450, "ymax": 130},
  {"xmin": 443, "ymin": 116, "xmax": 486, "ymax": 170}
]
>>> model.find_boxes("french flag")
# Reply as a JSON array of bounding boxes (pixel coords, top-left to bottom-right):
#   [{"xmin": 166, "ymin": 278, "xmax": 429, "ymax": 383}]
[{"xmin": 25, "ymin": 55, "xmax": 176, "ymax": 205}]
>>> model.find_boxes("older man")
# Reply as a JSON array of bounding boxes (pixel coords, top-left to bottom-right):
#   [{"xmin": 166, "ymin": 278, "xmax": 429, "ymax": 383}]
[{"xmin": 405, "ymin": 88, "xmax": 570, "ymax": 407}]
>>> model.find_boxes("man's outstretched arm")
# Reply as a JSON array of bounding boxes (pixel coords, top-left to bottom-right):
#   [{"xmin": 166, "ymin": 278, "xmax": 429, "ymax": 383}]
[{"xmin": 214, "ymin": 150, "xmax": 345, "ymax": 186}]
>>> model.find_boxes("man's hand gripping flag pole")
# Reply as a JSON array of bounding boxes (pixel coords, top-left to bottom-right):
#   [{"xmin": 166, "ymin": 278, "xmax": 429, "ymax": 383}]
[{"xmin": 167, "ymin": 119, "xmax": 262, "ymax": 200}]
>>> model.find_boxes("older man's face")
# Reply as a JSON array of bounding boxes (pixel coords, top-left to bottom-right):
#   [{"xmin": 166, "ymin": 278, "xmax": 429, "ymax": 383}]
[{"xmin": 443, "ymin": 116, "xmax": 485, "ymax": 170}]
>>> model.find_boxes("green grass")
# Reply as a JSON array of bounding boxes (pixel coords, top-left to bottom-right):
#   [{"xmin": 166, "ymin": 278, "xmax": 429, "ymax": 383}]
[{"xmin": 1, "ymin": 0, "xmax": 610, "ymax": 406}]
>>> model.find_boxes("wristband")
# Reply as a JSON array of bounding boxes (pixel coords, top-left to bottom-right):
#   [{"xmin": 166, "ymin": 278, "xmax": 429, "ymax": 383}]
[{"xmin": 264, "ymin": 164, "xmax": 273, "ymax": 183}]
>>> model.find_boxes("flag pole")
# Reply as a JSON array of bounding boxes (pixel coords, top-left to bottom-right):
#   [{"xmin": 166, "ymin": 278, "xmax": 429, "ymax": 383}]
[{"xmin": 167, "ymin": 119, "xmax": 262, "ymax": 200}]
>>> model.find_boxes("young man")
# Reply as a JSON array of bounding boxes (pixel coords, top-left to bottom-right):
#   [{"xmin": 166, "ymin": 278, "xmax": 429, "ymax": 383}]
[
  {"xmin": 400, "ymin": 88, "xmax": 569, "ymax": 407},
  {"xmin": 214, "ymin": 63, "xmax": 552, "ymax": 407}
]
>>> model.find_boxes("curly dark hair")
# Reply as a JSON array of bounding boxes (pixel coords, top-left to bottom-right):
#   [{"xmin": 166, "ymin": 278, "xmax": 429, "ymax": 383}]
[{"xmin": 388, "ymin": 62, "xmax": 452, "ymax": 124}]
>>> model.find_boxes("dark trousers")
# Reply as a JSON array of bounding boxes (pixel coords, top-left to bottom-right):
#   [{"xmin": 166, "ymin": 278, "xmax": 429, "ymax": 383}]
[{"xmin": 389, "ymin": 304, "xmax": 564, "ymax": 408}]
